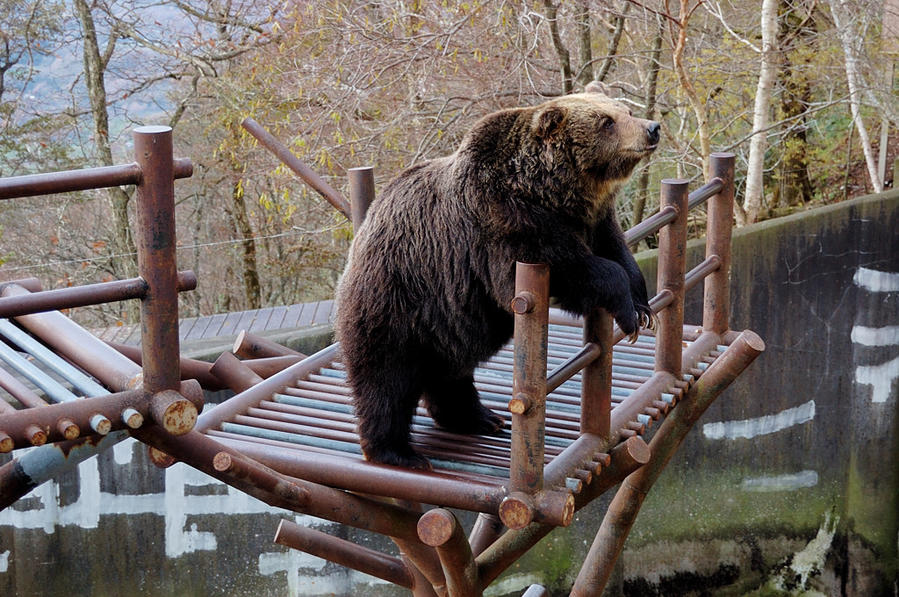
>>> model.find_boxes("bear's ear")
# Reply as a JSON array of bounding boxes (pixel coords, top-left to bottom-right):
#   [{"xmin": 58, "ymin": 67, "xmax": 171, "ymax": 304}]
[
  {"xmin": 534, "ymin": 105, "xmax": 567, "ymax": 142},
  {"xmin": 585, "ymin": 80, "xmax": 612, "ymax": 99}
]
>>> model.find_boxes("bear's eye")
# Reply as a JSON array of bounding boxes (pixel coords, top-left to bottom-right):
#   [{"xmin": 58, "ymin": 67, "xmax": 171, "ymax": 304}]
[{"xmin": 600, "ymin": 117, "xmax": 615, "ymax": 131}]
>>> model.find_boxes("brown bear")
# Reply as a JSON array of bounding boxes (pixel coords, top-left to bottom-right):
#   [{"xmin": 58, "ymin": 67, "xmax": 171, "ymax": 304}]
[{"xmin": 335, "ymin": 87, "xmax": 659, "ymax": 469}]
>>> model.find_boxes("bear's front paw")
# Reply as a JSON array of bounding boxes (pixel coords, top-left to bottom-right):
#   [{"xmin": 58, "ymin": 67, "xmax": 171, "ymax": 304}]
[
  {"xmin": 610, "ymin": 295, "xmax": 639, "ymax": 340},
  {"xmin": 636, "ymin": 302, "xmax": 656, "ymax": 332},
  {"xmin": 363, "ymin": 444, "xmax": 433, "ymax": 471}
]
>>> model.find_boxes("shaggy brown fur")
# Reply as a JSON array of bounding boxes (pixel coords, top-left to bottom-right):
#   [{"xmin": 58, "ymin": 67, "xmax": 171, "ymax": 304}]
[{"xmin": 336, "ymin": 89, "xmax": 660, "ymax": 469}]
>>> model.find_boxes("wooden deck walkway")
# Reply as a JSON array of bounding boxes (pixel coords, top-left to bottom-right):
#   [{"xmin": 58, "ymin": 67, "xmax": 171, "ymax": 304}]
[{"xmin": 93, "ymin": 300, "xmax": 336, "ymax": 346}]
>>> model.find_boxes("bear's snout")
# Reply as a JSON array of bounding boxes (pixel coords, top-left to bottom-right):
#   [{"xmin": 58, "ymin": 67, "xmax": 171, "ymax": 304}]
[{"xmin": 646, "ymin": 122, "xmax": 660, "ymax": 146}]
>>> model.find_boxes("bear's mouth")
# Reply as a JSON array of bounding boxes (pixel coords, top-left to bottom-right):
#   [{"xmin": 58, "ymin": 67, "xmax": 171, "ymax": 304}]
[{"xmin": 625, "ymin": 144, "xmax": 657, "ymax": 155}]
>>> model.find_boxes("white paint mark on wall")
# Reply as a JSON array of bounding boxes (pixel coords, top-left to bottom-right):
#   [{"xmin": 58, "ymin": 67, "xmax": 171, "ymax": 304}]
[
  {"xmin": 852, "ymin": 267, "xmax": 899, "ymax": 404},
  {"xmin": 0, "ymin": 550, "xmax": 9, "ymax": 573},
  {"xmin": 113, "ymin": 437, "xmax": 135, "ymax": 465},
  {"xmin": 0, "ymin": 453, "xmax": 329, "ymax": 560},
  {"xmin": 702, "ymin": 400, "xmax": 815, "ymax": 440},
  {"xmin": 855, "ymin": 355, "xmax": 899, "ymax": 403},
  {"xmin": 853, "ymin": 267, "xmax": 899, "ymax": 292},
  {"xmin": 259, "ymin": 542, "xmax": 327, "ymax": 597},
  {"xmin": 851, "ymin": 325, "xmax": 899, "ymax": 347},
  {"xmin": 741, "ymin": 470, "xmax": 818, "ymax": 492}
]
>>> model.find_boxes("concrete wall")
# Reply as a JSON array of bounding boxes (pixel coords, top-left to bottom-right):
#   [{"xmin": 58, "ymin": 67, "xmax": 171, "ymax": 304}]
[
  {"xmin": 604, "ymin": 189, "xmax": 899, "ymax": 595},
  {"xmin": 0, "ymin": 191, "xmax": 896, "ymax": 596}
]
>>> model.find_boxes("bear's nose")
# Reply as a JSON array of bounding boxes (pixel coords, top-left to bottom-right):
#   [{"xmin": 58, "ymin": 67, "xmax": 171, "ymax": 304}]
[{"xmin": 647, "ymin": 121, "xmax": 660, "ymax": 145}]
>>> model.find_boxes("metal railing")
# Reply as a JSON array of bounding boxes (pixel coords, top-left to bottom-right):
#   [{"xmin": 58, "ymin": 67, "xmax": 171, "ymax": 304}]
[{"xmin": 0, "ymin": 126, "xmax": 200, "ymax": 450}]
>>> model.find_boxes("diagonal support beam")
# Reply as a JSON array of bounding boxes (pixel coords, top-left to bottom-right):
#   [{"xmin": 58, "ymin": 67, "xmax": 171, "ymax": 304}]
[{"xmin": 570, "ymin": 329, "xmax": 764, "ymax": 596}]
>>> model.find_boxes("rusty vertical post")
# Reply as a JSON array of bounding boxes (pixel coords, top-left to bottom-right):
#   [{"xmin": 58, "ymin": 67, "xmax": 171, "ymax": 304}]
[
  {"xmin": 348, "ymin": 166, "xmax": 375, "ymax": 231},
  {"xmin": 133, "ymin": 125, "xmax": 181, "ymax": 395},
  {"xmin": 503, "ymin": 262, "xmax": 549, "ymax": 528},
  {"xmin": 654, "ymin": 179, "xmax": 689, "ymax": 376},
  {"xmin": 580, "ymin": 309, "xmax": 613, "ymax": 438},
  {"xmin": 571, "ymin": 331, "xmax": 764, "ymax": 597},
  {"xmin": 703, "ymin": 153, "xmax": 735, "ymax": 335}
]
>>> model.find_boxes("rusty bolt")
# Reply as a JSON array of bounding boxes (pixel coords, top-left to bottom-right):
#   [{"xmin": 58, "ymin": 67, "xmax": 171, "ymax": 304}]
[
  {"xmin": 0, "ymin": 431, "xmax": 12, "ymax": 452},
  {"xmin": 213, "ymin": 451, "xmax": 236, "ymax": 473},
  {"xmin": 510, "ymin": 291, "xmax": 536, "ymax": 314},
  {"xmin": 90, "ymin": 414, "xmax": 112, "ymax": 435},
  {"xmin": 57, "ymin": 418, "xmax": 80, "ymax": 440},
  {"xmin": 121, "ymin": 408, "xmax": 144, "ymax": 429},
  {"xmin": 508, "ymin": 393, "xmax": 532, "ymax": 415},
  {"xmin": 25, "ymin": 424, "xmax": 47, "ymax": 446}
]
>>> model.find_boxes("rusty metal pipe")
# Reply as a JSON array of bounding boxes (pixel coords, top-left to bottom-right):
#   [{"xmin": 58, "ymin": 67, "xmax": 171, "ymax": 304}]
[
  {"xmin": 232, "ymin": 330, "xmax": 305, "ymax": 359},
  {"xmin": 0, "ymin": 381, "xmax": 202, "ymax": 449},
  {"xmin": 275, "ymin": 519, "xmax": 414, "ymax": 589},
  {"xmin": 0, "ymin": 159, "xmax": 191, "ymax": 200},
  {"xmin": 608, "ymin": 371, "xmax": 676, "ymax": 439},
  {"xmin": 468, "ymin": 514, "xmax": 505, "ymax": 558},
  {"xmin": 241, "ymin": 117, "xmax": 351, "ymax": 219},
  {"xmin": 348, "ymin": 166, "xmax": 375, "ymax": 230},
  {"xmin": 209, "ymin": 350, "xmax": 264, "ymax": 393},
  {"xmin": 196, "ymin": 343, "xmax": 340, "ymax": 432},
  {"xmin": 417, "ymin": 509, "xmax": 479, "ymax": 597},
  {"xmin": 544, "ymin": 341, "xmax": 603, "ymax": 391},
  {"xmin": 133, "ymin": 426, "xmax": 427, "ymax": 541},
  {"xmin": 622, "ymin": 178, "xmax": 722, "ymax": 246},
  {"xmin": 0, "ymin": 271, "xmax": 196, "ymax": 319},
  {"xmin": 510, "ymin": 263, "xmax": 550, "ymax": 497},
  {"xmin": 475, "ymin": 436, "xmax": 650, "ymax": 588},
  {"xmin": 703, "ymin": 153, "xmax": 736, "ymax": 334},
  {"xmin": 580, "ymin": 309, "xmax": 613, "ymax": 437},
  {"xmin": 133, "ymin": 126, "xmax": 182, "ymax": 395},
  {"xmin": 655, "ymin": 179, "xmax": 689, "ymax": 376},
  {"xmin": 571, "ymin": 330, "xmax": 764, "ymax": 597},
  {"xmin": 217, "ymin": 436, "xmax": 507, "ymax": 514},
  {"xmin": 0, "ymin": 278, "xmax": 42, "ymax": 292},
  {"xmin": 3, "ymin": 285, "xmax": 143, "ymax": 391},
  {"xmin": 240, "ymin": 355, "xmax": 304, "ymax": 378},
  {"xmin": 107, "ymin": 341, "xmax": 223, "ymax": 390}
]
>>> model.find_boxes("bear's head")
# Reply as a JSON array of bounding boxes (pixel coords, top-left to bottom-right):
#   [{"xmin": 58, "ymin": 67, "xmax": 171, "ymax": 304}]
[
  {"xmin": 533, "ymin": 87, "xmax": 659, "ymax": 180},
  {"xmin": 528, "ymin": 85, "xmax": 660, "ymax": 210}
]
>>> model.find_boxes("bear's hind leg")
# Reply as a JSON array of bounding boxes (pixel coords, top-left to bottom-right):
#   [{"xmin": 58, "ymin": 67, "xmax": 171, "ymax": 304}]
[
  {"xmin": 423, "ymin": 372, "xmax": 505, "ymax": 435},
  {"xmin": 350, "ymin": 357, "xmax": 431, "ymax": 470}
]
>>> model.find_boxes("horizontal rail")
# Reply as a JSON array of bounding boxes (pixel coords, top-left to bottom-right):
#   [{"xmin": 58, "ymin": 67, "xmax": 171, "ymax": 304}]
[
  {"xmin": 0, "ymin": 159, "xmax": 193, "ymax": 201},
  {"xmin": 275, "ymin": 519, "xmax": 415, "ymax": 589},
  {"xmin": 546, "ymin": 343, "xmax": 601, "ymax": 394},
  {"xmin": 241, "ymin": 117, "xmax": 352, "ymax": 219},
  {"xmin": 624, "ymin": 178, "xmax": 723, "ymax": 246},
  {"xmin": 0, "ymin": 271, "xmax": 197, "ymax": 318},
  {"xmin": 541, "ymin": 255, "xmax": 722, "ymax": 393},
  {"xmin": 0, "ymin": 381, "xmax": 204, "ymax": 451}
]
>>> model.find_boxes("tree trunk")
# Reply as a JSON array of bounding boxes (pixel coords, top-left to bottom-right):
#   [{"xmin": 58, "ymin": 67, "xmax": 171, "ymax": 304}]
[
  {"xmin": 74, "ymin": 0, "xmax": 138, "ymax": 279},
  {"xmin": 671, "ymin": 0, "xmax": 711, "ymax": 180},
  {"xmin": 741, "ymin": 0, "xmax": 779, "ymax": 225},
  {"xmin": 544, "ymin": 0, "xmax": 573, "ymax": 94},
  {"xmin": 774, "ymin": 0, "xmax": 815, "ymax": 209},
  {"xmin": 596, "ymin": 2, "xmax": 630, "ymax": 84},
  {"xmin": 828, "ymin": 0, "xmax": 883, "ymax": 193},
  {"xmin": 633, "ymin": 21, "xmax": 663, "ymax": 228},
  {"xmin": 575, "ymin": 0, "xmax": 593, "ymax": 87},
  {"xmin": 229, "ymin": 178, "xmax": 262, "ymax": 310}
]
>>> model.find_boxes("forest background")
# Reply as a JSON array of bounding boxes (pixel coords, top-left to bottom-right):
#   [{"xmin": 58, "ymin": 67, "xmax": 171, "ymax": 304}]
[{"xmin": 0, "ymin": 0, "xmax": 896, "ymax": 327}]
